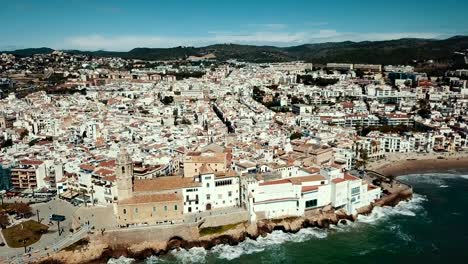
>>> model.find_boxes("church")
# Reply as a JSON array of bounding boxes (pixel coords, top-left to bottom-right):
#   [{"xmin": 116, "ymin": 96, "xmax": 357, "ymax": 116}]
[{"xmin": 114, "ymin": 147, "xmax": 240, "ymax": 227}]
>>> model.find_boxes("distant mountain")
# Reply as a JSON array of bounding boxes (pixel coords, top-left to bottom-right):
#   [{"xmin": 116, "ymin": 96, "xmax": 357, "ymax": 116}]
[
  {"xmin": 3, "ymin": 36, "xmax": 468, "ymax": 65},
  {"xmin": 5, "ymin": 47, "xmax": 55, "ymax": 57}
]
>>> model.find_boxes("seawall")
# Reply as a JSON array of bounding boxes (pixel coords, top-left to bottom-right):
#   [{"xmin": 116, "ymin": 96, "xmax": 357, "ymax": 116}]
[{"xmin": 35, "ymin": 185, "xmax": 413, "ymax": 264}]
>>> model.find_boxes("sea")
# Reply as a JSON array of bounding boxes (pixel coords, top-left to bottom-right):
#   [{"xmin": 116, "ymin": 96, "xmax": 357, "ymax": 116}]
[{"xmin": 108, "ymin": 172, "xmax": 468, "ymax": 264}]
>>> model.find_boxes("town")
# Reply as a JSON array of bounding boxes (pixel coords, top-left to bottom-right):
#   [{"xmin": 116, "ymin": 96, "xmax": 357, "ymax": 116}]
[{"xmin": 1, "ymin": 49, "xmax": 468, "ymax": 262}]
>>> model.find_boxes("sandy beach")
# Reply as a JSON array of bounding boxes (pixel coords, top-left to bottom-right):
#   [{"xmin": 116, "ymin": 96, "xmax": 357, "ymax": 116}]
[{"xmin": 370, "ymin": 151, "xmax": 468, "ymax": 177}]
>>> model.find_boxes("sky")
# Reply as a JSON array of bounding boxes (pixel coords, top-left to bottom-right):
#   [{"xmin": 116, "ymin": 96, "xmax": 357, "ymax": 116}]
[{"xmin": 1, "ymin": 0, "xmax": 467, "ymax": 51}]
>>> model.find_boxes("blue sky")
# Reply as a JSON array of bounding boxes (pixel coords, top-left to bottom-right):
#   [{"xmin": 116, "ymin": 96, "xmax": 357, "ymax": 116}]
[{"xmin": 1, "ymin": 0, "xmax": 467, "ymax": 51}]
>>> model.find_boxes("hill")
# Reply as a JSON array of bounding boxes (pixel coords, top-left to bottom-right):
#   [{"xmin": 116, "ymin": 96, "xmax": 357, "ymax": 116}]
[{"xmin": 3, "ymin": 36, "xmax": 468, "ymax": 64}]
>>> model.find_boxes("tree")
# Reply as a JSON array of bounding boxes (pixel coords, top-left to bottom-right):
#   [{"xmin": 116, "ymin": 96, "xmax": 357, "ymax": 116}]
[
  {"xmin": 181, "ymin": 118, "xmax": 192, "ymax": 125},
  {"xmin": 10, "ymin": 202, "xmax": 32, "ymax": 217},
  {"xmin": 0, "ymin": 213, "xmax": 9, "ymax": 228},
  {"xmin": 355, "ymin": 148, "xmax": 369, "ymax": 170},
  {"xmin": 290, "ymin": 132, "xmax": 302, "ymax": 141},
  {"xmin": 161, "ymin": 96, "xmax": 174, "ymax": 105}
]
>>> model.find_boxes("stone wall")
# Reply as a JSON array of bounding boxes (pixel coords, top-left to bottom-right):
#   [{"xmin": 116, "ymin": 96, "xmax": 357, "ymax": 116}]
[
  {"xmin": 200, "ymin": 211, "xmax": 248, "ymax": 228},
  {"xmin": 103, "ymin": 223, "xmax": 199, "ymax": 244}
]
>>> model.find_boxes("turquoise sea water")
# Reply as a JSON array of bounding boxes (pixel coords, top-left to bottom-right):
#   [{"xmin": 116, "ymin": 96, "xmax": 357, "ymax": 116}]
[{"xmin": 110, "ymin": 173, "xmax": 468, "ymax": 264}]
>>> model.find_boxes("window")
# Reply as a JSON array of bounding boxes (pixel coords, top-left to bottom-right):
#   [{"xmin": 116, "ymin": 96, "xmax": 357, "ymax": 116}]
[
  {"xmin": 164, "ymin": 205, "xmax": 168, "ymax": 211},
  {"xmin": 305, "ymin": 199, "xmax": 317, "ymax": 208},
  {"xmin": 153, "ymin": 207, "xmax": 156, "ymax": 212},
  {"xmin": 215, "ymin": 179, "xmax": 233, "ymax": 187},
  {"xmin": 206, "ymin": 194, "xmax": 211, "ymax": 200},
  {"xmin": 228, "ymin": 191, "xmax": 232, "ymax": 197},
  {"xmin": 122, "ymin": 166, "xmax": 125, "ymax": 174},
  {"xmin": 123, "ymin": 209, "xmax": 126, "ymax": 214},
  {"xmin": 351, "ymin": 187, "xmax": 360, "ymax": 196},
  {"xmin": 206, "ymin": 183, "xmax": 210, "ymax": 188},
  {"xmin": 174, "ymin": 205, "xmax": 178, "ymax": 211},
  {"xmin": 134, "ymin": 208, "xmax": 138, "ymax": 213}
]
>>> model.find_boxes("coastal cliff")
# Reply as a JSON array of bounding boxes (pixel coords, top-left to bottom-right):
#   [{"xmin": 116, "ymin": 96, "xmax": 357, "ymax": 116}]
[{"xmin": 36, "ymin": 187, "xmax": 412, "ymax": 264}]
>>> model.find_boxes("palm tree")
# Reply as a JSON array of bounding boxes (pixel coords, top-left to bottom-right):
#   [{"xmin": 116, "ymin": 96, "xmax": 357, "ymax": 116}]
[{"xmin": 90, "ymin": 187, "xmax": 95, "ymax": 206}]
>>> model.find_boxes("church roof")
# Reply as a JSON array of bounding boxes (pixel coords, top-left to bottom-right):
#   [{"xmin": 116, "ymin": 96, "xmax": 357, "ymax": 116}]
[
  {"xmin": 119, "ymin": 193, "xmax": 181, "ymax": 205},
  {"xmin": 199, "ymin": 163, "xmax": 215, "ymax": 175},
  {"xmin": 133, "ymin": 176, "xmax": 201, "ymax": 192}
]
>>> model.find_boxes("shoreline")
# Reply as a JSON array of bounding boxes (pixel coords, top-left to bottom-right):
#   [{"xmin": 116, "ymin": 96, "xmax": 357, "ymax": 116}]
[
  {"xmin": 35, "ymin": 189, "xmax": 412, "ymax": 264},
  {"xmin": 370, "ymin": 153, "xmax": 468, "ymax": 177},
  {"xmin": 32, "ymin": 154, "xmax": 468, "ymax": 264}
]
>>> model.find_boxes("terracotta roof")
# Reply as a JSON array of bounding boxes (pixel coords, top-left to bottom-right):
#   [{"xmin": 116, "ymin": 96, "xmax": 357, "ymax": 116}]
[
  {"xmin": 133, "ymin": 176, "xmax": 201, "ymax": 193},
  {"xmin": 79, "ymin": 164, "xmax": 95, "ymax": 171},
  {"xmin": 119, "ymin": 193, "xmax": 182, "ymax": 205},
  {"xmin": 259, "ymin": 179, "xmax": 291, "ymax": 186},
  {"xmin": 332, "ymin": 178, "xmax": 346, "ymax": 184},
  {"xmin": 104, "ymin": 175, "xmax": 116, "ymax": 182},
  {"xmin": 95, "ymin": 168, "xmax": 114, "ymax": 176},
  {"xmin": 185, "ymin": 152, "xmax": 226, "ymax": 163},
  {"xmin": 20, "ymin": 159, "xmax": 43, "ymax": 166},
  {"xmin": 344, "ymin": 173, "xmax": 359, "ymax": 181},
  {"xmin": 199, "ymin": 163, "xmax": 214, "ymax": 175},
  {"xmin": 99, "ymin": 160, "xmax": 116, "ymax": 168},
  {"xmin": 302, "ymin": 185, "xmax": 319, "ymax": 192},
  {"xmin": 288, "ymin": 175, "xmax": 326, "ymax": 184}
]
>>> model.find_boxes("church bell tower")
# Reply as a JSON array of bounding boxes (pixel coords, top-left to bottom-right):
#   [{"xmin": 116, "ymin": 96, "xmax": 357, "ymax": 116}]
[{"xmin": 116, "ymin": 146, "xmax": 134, "ymax": 201}]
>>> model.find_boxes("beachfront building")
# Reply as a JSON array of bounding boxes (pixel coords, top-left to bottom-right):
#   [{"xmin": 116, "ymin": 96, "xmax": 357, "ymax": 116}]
[{"xmin": 241, "ymin": 166, "xmax": 381, "ymax": 222}]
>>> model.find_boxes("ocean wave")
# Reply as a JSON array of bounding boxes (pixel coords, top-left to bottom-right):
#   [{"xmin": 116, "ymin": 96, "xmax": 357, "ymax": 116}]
[
  {"xmin": 357, "ymin": 194, "xmax": 426, "ymax": 224},
  {"xmin": 399, "ymin": 173, "xmax": 468, "ymax": 186},
  {"xmin": 108, "ymin": 256, "xmax": 135, "ymax": 264},
  {"xmin": 388, "ymin": 224, "xmax": 414, "ymax": 243},
  {"xmin": 169, "ymin": 247, "xmax": 207, "ymax": 263},
  {"xmin": 110, "ymin": 195, "xmax": 426, "ymax": 263},
  {"xmin": 211, "ymin": 227, "xmax": 328, "ymax": 260}
]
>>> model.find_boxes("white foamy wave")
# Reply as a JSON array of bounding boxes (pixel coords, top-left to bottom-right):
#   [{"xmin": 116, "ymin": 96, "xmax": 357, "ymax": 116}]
[
  {"xmin": 399, "ymin": 173, "xmax": 468, "ymax": 186},
  {"xmin": 211, "ymin": 228, "xmax": 327, "ymax": 260},
  {"xmin": 357, "ymin": 194, "xmax": 426, "ymax": 224},
  {"xmin": 388, "ymin": 224, "xmax": 413, "ymax": 243},
  {"xmin": 439, "ymin": 185, "xmax": 449, "ymax": 188},
  {"xmin": 108, "ymin": 256, "xmax": 135, "ymax": 264},
  {"xmin": 330, "ymin": 219, "xmax": 356, "ymax": 232},
  {"xmin": 169, "ymin": 247, "xmax": 207, "ymax": 264}
]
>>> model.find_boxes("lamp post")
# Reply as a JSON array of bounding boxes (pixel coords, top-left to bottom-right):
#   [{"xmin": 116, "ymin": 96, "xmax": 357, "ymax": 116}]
[{"xmin": 36, "ymin": 209, "xmax": 40, "ymax": 222}]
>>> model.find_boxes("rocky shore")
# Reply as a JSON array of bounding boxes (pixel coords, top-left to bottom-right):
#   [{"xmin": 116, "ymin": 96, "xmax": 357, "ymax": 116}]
[{"xmin": 36, "ymin": 186, "xmax": 412, "ymax": 264}]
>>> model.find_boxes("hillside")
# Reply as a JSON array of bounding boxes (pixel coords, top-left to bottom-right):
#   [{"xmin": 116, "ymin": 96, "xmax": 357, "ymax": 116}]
[{"xmin": 3, "ymin": 36, "xmax": 468, "ymax": 64}]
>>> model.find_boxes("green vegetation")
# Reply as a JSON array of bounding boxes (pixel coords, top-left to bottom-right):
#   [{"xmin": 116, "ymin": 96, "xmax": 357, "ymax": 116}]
[
  {"xmin": 2, "ymin": 220, "xmax": 49, "ymax": 248},
  {"xmin": 296, "ymin": 75, "xmax": 339, "ymax": 86},
  {"xmin": 360, "ymin": 124, "xmax": 431, "ymax": 136},
  {"xmin": 199, "ymin": 222, "xmax": 244, "ymax": 236},
  {"xmin": 6, "ymin": 36, "xmax": 467, "ymax": 64},
  {"xmin": 161, "ymin": 96, "xmax": 174, "ymax": 105},
  {"xmin": 355, "ymin": 148, "xmax": 369, "ymax": 170},
  {"xmin": 0, "ymin": 212, "xmax": 9, "ymax": 228},
  {"xmin": 290, "ymin": 132, "xmax": 303, "ymax": 140}
]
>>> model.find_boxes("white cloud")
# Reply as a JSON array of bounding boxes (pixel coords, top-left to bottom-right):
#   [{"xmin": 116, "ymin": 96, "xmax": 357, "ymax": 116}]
[
  {"xmin": 246, "ymin": 23, "xmax": 288, "ymax": 30},
  {"xmin": 61, "ymin": 30, "xmax": 448, "ymax": 51}
]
